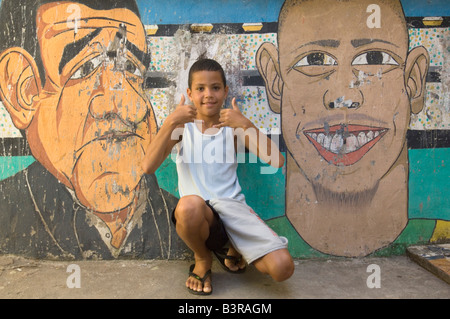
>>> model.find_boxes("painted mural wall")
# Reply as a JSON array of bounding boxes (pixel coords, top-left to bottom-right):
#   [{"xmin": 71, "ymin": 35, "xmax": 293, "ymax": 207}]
[{"xmin": 0, "ymin": 0, "xmax": 448, "ymax": 260}]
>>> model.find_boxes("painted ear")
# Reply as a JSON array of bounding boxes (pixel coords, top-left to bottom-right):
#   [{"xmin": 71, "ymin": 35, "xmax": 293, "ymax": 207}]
[
  {"xmin": 404, "ymin": 46, "xmax": 429, "ymax": 114},
  {"xmin": 0, "ymin": 47, "xmax": 41, "ymax": 129},
  {"xmin": 256, "ymin": 42, "xmax": 283, "ymax": 113}
]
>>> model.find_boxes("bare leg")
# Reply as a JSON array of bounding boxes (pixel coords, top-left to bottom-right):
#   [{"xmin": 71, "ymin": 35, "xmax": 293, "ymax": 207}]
[
  {"xmin": 253, "ymin": 248, "xmax": 294, "ymax": 282},
  {"xmin": 174, "ymin": 195, "xmax": 215, "ymax": 294}
]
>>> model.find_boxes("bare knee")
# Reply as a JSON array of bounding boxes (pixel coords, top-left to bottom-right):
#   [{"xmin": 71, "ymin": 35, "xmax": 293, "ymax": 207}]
[
  {"xmin": 257, "ymin": 249, "xmax": 295, "ymax": 282},
  {"xmin": 275, "ymin": 253, "xmax": 295, "ymax": 282},
  {"xmin": 174, "ymin": 195, "xmax": 210, "ymax": 228}
]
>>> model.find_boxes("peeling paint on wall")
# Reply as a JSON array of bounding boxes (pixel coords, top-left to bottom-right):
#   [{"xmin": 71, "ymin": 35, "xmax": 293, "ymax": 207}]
[{"xmin": 0, "ymin": 0, "xmax": 448, "ymax": 260}]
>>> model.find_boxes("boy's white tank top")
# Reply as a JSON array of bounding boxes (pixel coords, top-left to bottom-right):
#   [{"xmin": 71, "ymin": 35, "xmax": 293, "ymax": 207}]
[{"xmin": 176, "ymin": 121, "xmax": 245, "ymax": 202}]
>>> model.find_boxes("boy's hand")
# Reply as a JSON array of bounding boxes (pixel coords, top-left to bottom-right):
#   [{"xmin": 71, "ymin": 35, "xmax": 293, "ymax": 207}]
[
  {"xmin": 167, "ymin": 95, "xmax": 197, "ymax": 127},
  {"xmin": 215, "ymin": 97, "xmax": 252, "ymax": 129}
]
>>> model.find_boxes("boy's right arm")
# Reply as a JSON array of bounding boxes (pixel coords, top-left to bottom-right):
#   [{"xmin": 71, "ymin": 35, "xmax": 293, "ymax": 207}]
[{"xmin": 141, "ymin": 95, "xmax": 196, "ymax": 174}]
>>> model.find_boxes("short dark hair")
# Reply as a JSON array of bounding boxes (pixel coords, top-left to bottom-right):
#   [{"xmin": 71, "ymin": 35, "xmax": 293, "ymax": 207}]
[
  {"xmin": 188, "ymin": 58, "xmax": 227, "ymax": 89},
  {"xmin": 0, "ymin": 0, "xmax": 141, "ymax": 87}
]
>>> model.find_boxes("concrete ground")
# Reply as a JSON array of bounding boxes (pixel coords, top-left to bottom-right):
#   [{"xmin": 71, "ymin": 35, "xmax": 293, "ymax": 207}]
[{"xmin": 0, "ymin": 254, "xmax": 448, "ymax": 299}]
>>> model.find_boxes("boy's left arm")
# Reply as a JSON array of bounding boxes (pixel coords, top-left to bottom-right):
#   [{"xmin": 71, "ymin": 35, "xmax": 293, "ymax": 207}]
[{"xmin": 215, "ymin": 98, "xmax": 284, "ymax": 168}]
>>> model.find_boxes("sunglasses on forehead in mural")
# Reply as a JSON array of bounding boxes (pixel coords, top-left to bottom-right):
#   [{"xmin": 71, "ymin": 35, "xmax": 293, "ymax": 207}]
[{"xmin": 59, "ymin": 24, "xmax": 151, "ymax": 80}]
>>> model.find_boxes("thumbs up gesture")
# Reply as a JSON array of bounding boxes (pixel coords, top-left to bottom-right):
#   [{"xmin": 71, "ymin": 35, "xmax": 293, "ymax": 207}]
[
  {"xmin": 167, "ymin": 94, "xmax": 197, "ymax": 127},
  {"xmin": 215, "ymin": 97, "xmax": 252, "ymax": 129}
]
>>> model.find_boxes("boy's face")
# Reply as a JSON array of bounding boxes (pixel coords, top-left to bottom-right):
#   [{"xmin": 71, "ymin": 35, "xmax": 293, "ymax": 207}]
[{"xmin": 187, "ymin": 71, "xmax": 229, "ymax": 118}]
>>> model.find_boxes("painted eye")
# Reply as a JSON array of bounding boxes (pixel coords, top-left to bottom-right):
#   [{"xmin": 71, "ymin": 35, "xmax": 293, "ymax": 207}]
[
  {"xmin": 71, "ymin": 56, "xmax": 102, "ymax": 80},
  {"xmin": 294, "ymin": 52, "xmax": 337, "ymax": 67},
  {"xmin": 125, "ymin": 60, "xmax": 143, "ymax": 77},
  {"xmin": 352, "ymin": 51, "xmax": 399, "ymax": 65}
]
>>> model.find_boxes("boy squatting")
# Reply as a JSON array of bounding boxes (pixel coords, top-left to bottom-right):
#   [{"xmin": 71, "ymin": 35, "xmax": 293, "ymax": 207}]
[{"xmin": 142, "ymin": 58, "xmax": 294, "ymax": 295}]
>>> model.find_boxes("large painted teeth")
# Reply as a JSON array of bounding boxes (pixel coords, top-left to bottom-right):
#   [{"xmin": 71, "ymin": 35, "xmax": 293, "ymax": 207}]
[{"xmin": 306, "ymin": 130, "xmax": 385, "ymax": 154}]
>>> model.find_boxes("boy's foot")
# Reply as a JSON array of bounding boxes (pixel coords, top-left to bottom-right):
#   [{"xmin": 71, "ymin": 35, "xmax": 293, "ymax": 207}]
[
  {"xmin": 214, "ymin": 247, "xmax": 247, "ymax": 273},
  {"xmin": 186, "ymin": 261, "xmax": 213, "ymax": 295}
]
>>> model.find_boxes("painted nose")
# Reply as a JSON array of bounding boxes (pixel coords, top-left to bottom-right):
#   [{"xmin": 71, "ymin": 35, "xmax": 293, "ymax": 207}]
[
  {"xmin": 328, "ymin": 97, "xmax": 360, "ymax": 109},
  {"xmin": 89, "ymin": 64, "xmax": 148, "ymax": 124},
  {"xmin": 323, "ymin": 68, "xmax": 364, "ymax": 110}
]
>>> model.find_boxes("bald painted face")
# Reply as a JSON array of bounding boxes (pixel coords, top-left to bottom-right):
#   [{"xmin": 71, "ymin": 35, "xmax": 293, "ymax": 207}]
[
  {"xmin": 29, "ymin": 2, "xmax": 156, "ymax": 212},
  {"xmin": 277, "ymin": 0, "xmax": 411, "ymax": 195},
  {"xmin": 256, "ymin": 0, "xmax": 429, "ymax": 256}
]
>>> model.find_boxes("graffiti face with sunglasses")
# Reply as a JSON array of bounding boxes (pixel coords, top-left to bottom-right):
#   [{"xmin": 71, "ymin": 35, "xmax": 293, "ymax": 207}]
[{"xmin": 0, "ymin": 2, "xmax": 156, "ymax": 214}]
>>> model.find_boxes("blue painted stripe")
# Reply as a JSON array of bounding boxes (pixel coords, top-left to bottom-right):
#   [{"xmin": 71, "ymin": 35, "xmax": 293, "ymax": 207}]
[
  {"xmin": 401, "ymin": 0, "xmax": 450, "ymax": 17},
  {"xmin": 0, "ymin": 0, "xmax": 448, "ymax": 24},
  {"xmin": 136, "ymin": 0, "xmax": 450, "ymax": 25},
  {"xmin": 136, "ymin": 0, "xmax": 283, "ymax": 25}
]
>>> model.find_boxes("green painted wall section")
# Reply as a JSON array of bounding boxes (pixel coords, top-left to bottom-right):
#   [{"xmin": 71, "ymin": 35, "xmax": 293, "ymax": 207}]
[
  {"xmin": 0, "ymin": 148, "xmax": 447, "ymax": 257},
  {"xmin": 155, "ymin": 148, "xmax": 449, "ymax": 222},
  {"xmin": 408, "ymin": 148, "xmax": 449, "ymax": 221},
  {"xmin": 154, "ymin": 148, "xmax": 448, "ymax": 257},
  {"xmin": 0, "ymin": 156, "xmax": 36, "ymax": 180}
]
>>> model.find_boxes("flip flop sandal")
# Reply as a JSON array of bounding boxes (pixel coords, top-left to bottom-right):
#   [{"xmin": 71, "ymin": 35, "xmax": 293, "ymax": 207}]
[
  {"xmin": 213, "ymin": 248, "xmax": 247, "ymax": 274},
  {"xmin": 187, "ymin": 264, "xmax": 213, "ymax": 295}
]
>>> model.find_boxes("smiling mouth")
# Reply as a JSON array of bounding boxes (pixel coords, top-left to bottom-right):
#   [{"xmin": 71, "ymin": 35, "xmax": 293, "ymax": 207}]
[
  {"xmin": 203, "ymin": 101, "xmax": 217, "ymax": 107},
  {"xmin": 304, "ymin": 124, "xmax": 388, "ymax": 166}
]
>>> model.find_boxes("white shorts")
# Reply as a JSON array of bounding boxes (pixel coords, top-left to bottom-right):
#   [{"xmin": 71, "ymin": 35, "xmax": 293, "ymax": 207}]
[{"xmin": 208, "ymin": 198, "xmax": 288, "ymax": 264}]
